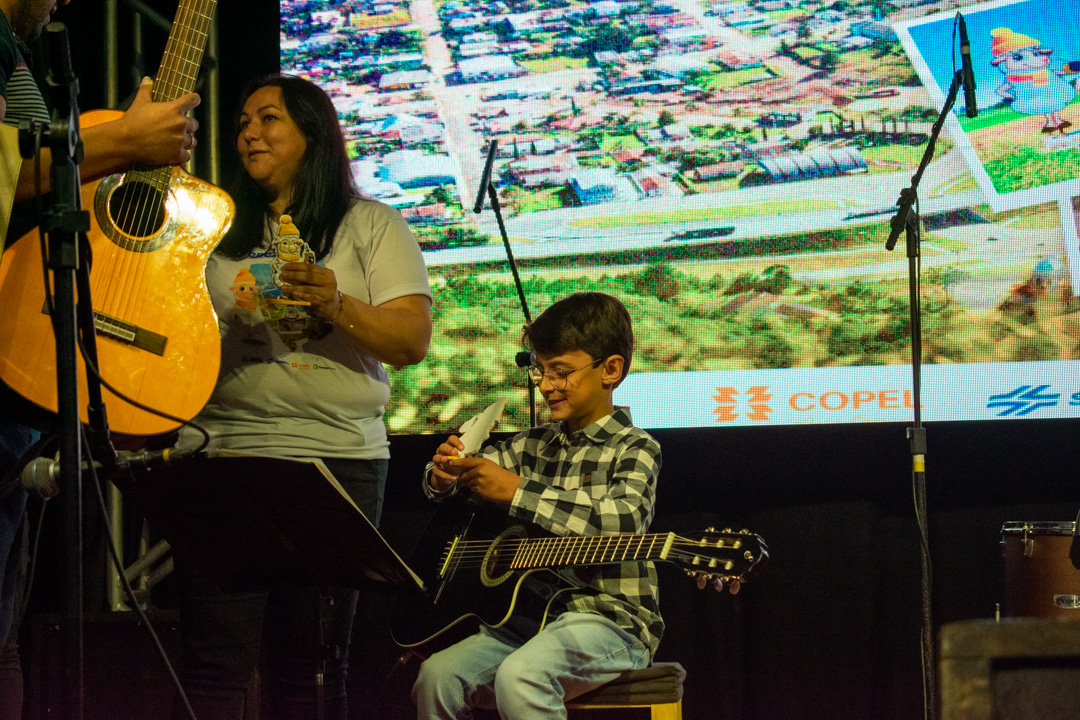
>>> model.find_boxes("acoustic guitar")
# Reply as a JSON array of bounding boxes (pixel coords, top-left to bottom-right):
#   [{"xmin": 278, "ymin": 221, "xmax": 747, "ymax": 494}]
[
  {"xmin": 0, "ymin": 0, "xmax": 232, "ymax": 436},
  {"xmin": 391, "ymin": 494, "xmax": 768, "ymax": 649}
]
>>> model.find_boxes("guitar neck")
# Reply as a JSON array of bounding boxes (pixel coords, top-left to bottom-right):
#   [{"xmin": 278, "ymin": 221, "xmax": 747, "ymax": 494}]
[
  {"xmin": 511, "ymin": 532, "xmax": 675, "ymax": 571},
  {"xmin": 133, "ymin": 0, "xmax": 217, "ymax": 184},
  {"xmin": 151, "ymin": 0, "xmax": 217, "ymax": 103}
]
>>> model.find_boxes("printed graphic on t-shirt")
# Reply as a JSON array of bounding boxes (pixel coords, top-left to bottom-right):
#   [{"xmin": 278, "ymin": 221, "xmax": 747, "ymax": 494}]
[{"xmin": 226, "ymin": 234, "xmax": 329, "ymax": 352}]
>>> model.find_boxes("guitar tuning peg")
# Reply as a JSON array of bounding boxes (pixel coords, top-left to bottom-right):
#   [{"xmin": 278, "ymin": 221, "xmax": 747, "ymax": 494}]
[
  {"xmin": 705, "ymin": 526, "xmax": 716, "ymax": 533},
  {"xmin": 721, "ymin": 527, "xmax": 732, "ymax": 534},
  {"xmin": 740, "ymin": 528, "xmax": 749, "ymax": 534}
]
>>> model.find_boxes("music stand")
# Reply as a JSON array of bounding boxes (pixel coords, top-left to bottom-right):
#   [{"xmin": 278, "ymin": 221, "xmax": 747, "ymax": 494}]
[
  {"xmin": 112, "ymin": 453, "xmax": 425, "ymax": 720},
  {"xmin": 113, "ymin": 453, "xmax": 424, "ymax": 593}
]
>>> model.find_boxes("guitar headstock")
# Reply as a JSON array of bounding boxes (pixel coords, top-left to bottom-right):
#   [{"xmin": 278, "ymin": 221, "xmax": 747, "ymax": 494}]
[{"xmin": 670, "ymin": 527, "xmax": 769, "ymax": 593}]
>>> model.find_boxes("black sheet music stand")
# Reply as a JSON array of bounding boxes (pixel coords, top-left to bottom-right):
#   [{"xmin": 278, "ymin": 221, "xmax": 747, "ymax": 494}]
[
  {"xmin": 112, "ymin": 453, "xmax": 425, "ymax": 720},
  {"xmin": 113, "ymin": 453, "xmax": 424, "ymax": 593}
]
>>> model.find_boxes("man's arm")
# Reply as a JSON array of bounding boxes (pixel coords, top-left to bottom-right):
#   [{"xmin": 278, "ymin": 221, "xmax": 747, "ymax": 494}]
[{"xmin": 13, "ymin": 77, "xmax": 198, "ymax": 203}]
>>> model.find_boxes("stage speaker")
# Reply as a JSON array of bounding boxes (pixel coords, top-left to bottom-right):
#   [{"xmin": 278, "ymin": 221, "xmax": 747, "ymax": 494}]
[
  {"xmin": 22, "ymin": 610, "xmax": 182, "ymax": 720},
  {"xmin": 939, "ymin": 618, "xmax": 1080, "ymax": 720}
]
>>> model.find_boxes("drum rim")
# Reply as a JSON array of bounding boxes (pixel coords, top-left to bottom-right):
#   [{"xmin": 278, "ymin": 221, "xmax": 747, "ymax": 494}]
[{"xmin": 1001, "ymin": 520, "xmax": 1077, "ymax": 534}]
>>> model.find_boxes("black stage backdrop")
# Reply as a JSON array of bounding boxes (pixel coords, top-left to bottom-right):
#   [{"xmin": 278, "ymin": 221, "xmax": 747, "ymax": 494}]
[{"xmin": 18, "ymin": 3, "xmax": 1078, "ymax": 720}]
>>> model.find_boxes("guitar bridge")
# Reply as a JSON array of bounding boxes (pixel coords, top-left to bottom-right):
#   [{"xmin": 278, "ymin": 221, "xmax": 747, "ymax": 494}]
[
  {"xmin": 93, "ymin": 311, "xmax": 167, "ymax": 355},
  {"xmin": 40, "ymin": 302, "xmax": 167, "ymax": 356}
]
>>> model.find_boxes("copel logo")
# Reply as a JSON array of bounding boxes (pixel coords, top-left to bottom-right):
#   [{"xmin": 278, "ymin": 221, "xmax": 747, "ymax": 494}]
[
  {"xmin": 789, "ymin": 390, "xmax": 918, "ymax": 412},
  {"xmin": 713, "ymin": 386, "xmax": 918, "ymax": 424},
  {"xmin": 714, "ymin": 386, "xmax": 772, "ymax": 422}
]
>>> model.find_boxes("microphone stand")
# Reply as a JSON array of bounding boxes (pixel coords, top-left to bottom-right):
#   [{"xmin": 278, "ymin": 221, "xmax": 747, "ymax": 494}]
[
  {"xmin": 885, "ymin": 66, "xmax": 964, "ymax": 720},
  {"xmin": 18, "ymin": 23, "xmax": 117, "ymax": 720},
  {"xmin": 473, "ymin": 145, "xmax": 536, "ymax": 426}
]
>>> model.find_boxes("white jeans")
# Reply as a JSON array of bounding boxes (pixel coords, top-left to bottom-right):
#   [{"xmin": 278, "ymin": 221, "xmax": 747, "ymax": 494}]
[{"xmin": 412, "ymin": 612, "xmax": 651, "ymax": 720}]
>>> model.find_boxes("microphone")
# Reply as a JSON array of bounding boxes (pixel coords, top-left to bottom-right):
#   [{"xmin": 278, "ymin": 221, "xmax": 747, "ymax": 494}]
[
  {"xmin": 20, "ymin": 448, "xmax": 199, "ymax": 499},
  {"xmin": 958, "ymin": 13, "xmax": 977, "ymax": 118},
  {"xmin": 20, "ymin": 457, "xmax": 63, "ymax": 499},
  {"xmin": 45, "ymin": 22, "xmax": 77, "ymax": 88},
  {"xmin": 473, "ymin": 139, "xmax": 498, "ymax": 214},
  {"xmin": 44, "ymin": 22, "xmax": 80, "ymax": 127}
]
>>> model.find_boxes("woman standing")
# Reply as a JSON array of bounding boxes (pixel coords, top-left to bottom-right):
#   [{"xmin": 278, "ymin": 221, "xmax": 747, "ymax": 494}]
[{"xmin": 173, "ymin": 74, "xmax": 432, "ymax": 720}]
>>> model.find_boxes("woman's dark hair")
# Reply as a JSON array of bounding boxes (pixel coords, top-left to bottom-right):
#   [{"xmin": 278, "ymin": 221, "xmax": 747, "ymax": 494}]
[
  {"xmin": 523, "ymin": 292, "xmax": 635, "ymax": 385},
  {"xmin": 216, "ymin": 74, "xmax": 359, "ymax": 260}
]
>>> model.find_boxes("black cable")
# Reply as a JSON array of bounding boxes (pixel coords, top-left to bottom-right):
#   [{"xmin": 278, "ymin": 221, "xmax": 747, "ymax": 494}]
[
  {"xmin": 31, "ymin": 122, "xmax": 54, "ymax": 321},
  {"xmin": 80, "ymin": 427, "xmax": 200, "ymax": 720},
  {"xmin": 11, "ymin": 488, "xmax": 49, "ymax": 648},
  {"xmin": 76, "ymin": 335, "xmax": 211, "ymax": 453}
]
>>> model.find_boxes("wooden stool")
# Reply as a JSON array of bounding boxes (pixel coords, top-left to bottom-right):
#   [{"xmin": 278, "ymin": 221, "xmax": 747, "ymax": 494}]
[
  {"xmin": 567, "ymin": 662, "xmax": 685, "ymax": 719},
  {"xmin": 939, "ymin": 618, "xmax": 1080, "ymax": 720}
]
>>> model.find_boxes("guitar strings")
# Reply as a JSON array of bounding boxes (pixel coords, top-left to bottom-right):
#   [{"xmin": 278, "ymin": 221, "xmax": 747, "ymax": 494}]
[
  {"xmin": 120, "ymin": 0, "xmax": 198, "ymax": 320},
  {"xmin": 114, "ymin": 0, "xmax": 183, "ymax": 313},
  {"xmin": 438, "ymin": 535, "xmax": 750, "ymax": 570},
  {"xmin": 140, "ymin": 0, "xmax": 214, "ymax": 316},
  {"xmin": 437, "ymin": 549, "xmax": 745, "ymax": 574},
  {"xmin": 442, "ymin": 536, "xmax": 747, "ymax": 551},
  {"xmin": 434, "ymin": 552, "xmax": 747, "ymax": 578},
  {"xmin": 129, "ymin": 0, "xmax": 208, "ymax": 313},
  {"xmin": 100, "ymin": 0, "xmax": 214, "ymax": 323}
]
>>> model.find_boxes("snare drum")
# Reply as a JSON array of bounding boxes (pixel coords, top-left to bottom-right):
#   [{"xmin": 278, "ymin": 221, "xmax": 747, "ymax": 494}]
[{"xmin": 1001, "ymin": 521, "xmax": 1080, "ymax": 618}]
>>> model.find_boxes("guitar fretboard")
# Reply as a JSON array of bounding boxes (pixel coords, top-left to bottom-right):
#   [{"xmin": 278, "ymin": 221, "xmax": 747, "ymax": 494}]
[
  {"xmin": 152, "ymin": 0, "xmax": 216, "ymax": 103},
  {"xmin": 138, "ymin": 0, "xmax": 217, "ymax": 190},
  {"xmin": 510, "ymin": 532, "xmax": 674, "ymax": 570}
]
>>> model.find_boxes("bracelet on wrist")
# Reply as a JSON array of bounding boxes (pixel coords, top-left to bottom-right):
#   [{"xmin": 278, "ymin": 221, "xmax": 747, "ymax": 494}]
[{"xmin": 331, "ymin": 291, "xmax": 346, "ymax": 325}]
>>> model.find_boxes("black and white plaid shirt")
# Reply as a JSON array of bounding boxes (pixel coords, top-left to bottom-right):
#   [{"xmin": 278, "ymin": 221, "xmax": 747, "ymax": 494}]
[{"xmin": 426, "ymin": 407, "xmax": 664, "ymax": 655}]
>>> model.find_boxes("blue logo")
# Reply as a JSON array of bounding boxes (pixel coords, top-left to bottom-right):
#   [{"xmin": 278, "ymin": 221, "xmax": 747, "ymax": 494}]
[{"xmin": 987, "ymin": 385, "xmax": 1061, "ymax": 417}]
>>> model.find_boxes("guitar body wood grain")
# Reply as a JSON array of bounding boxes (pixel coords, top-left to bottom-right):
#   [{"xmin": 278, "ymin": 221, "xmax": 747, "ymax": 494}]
[{"xmin": 0, "ymin": 110, "xmax": 234, "ymax": 435}]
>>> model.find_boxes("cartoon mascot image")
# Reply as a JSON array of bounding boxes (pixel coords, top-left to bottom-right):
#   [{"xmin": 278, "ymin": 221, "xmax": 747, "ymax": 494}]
[{"xmin": 991, "ymin": 27, "xmax": 1079, "ymax": 134}]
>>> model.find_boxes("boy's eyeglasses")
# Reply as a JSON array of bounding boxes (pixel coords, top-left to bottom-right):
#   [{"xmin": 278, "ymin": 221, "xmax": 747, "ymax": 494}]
[{"xmin": 527, "ymin": 358, "xmax": 603, "ymax": 390}]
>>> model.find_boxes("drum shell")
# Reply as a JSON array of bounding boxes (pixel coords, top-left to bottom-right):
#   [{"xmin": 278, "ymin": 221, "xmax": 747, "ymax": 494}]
[{"xmin": 1001, "ymin": 521, "xmax": 1080, "ymax": 619}]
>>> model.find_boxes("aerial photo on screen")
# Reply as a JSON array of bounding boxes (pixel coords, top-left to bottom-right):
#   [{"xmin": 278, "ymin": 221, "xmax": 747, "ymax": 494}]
[{"xmin": 280, "ymin": 0, "xmax": 1080, "ymax": 432}]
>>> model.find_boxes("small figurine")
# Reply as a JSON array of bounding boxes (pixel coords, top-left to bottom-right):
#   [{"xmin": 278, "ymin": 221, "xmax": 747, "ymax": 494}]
[{"xmin": 269, "ymin": 214, "xmax": 316, "ymax": 290}]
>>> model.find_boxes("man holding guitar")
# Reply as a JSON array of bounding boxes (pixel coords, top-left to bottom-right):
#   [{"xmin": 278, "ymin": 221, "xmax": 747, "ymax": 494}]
[
  {"xmin": 1, "ymin": 1, "xmax": 201, "ymax": 210},
  {"xmin": 414, "ymin": 292, "xmax": 665, "ymax": 720},
  {"xmin": 0, "ymin": 1, "xmax": 201, "ymax": 716}
]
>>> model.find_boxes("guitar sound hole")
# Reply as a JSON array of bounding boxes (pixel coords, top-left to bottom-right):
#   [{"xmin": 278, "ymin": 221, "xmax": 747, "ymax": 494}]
[
  {"xmin": 480, "ymin": 526, "xmax": 526, "ymax": 587},
  {"xmin": 485, "ymin": 543, "xmax": 512, "ymax": 578},
  {"xmin": 108, "ymin": 181, "xmax": 167, "ymax": 238}
]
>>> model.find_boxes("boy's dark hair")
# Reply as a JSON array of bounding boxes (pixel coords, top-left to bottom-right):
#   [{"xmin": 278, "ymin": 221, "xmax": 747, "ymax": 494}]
[{"xmin": 523, "ymin": 293, "xmax": 634, "ymax": 384}]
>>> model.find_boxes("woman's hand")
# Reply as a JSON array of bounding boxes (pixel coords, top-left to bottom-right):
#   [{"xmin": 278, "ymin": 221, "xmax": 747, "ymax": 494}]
[
  {"xmin": 278, "ymin": 259, "xmax": 430, "ymax": 366},
  {"xmin": 279, "ymin": 262, "xmax": 341, "ymax": 320}
]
